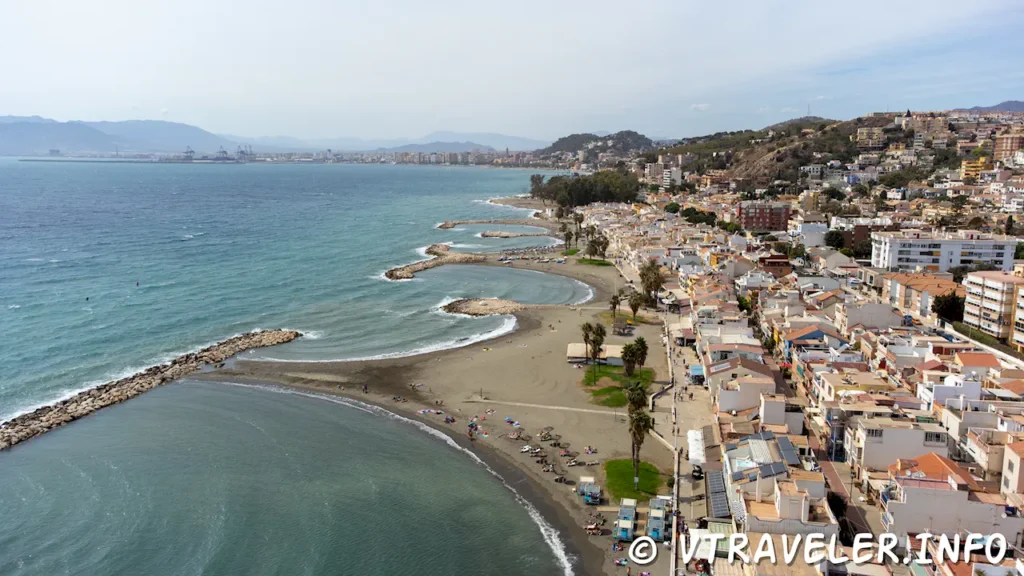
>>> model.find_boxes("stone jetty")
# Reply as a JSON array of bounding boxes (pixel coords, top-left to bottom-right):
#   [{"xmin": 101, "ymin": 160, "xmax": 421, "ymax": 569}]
[
  {"xmin": 442, "ymin": 298, "xmax": 525, "ymax": 316},
  {"xmin": 479, "ymin": 231, "xmax": 548, "ymax": 238},
  {"xmin": 384, "ymin": 244, "xmax": 485, "ymax": 280},
  {"xmin": 0, "ymin": 329, "xmax": 302, "ymax": 452},
  {"xmin": 437, "ymin": 218, "xmax": 559, "ymax": 233}
]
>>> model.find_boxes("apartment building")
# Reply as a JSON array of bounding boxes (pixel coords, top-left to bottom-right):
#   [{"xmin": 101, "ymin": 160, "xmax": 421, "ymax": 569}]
[
  {"xmin": 963, "ymin": 271, "xmax": 1024, "ymax": 340},
  {"xmin": 995, "ymin": 131, "xmax": 1024, "ymax": 162},
  {"xmin": 845, "ymin": 418, "xmax": 949, "ymax": 481},
  {"xmin": 1012, "ymin": 284, "xmax": 1024, "ymax": 352},
  {"xmin": 870, "ymin": 230, "xmax": 1015, "ymax": 272},
  {"xmin": 735, "ymin": 201, "xmax": 792, "ymax": 232},
  {"xmin": 881, "ymin": 272, "xmax": 964, "ymax": 323},
  {"xmin": 880, "ymin": 453, "xmax": 1024, "ymax": 541},
  {"xmin": 961, "ymin": 156, "xmax": 992, "ymax": 180}
]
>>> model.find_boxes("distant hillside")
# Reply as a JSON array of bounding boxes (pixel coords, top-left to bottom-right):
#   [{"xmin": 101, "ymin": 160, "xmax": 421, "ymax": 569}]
[
  {"xmin": 965, "ymin": 100, "xmax": 1024, "ymax": 112},
  {"xmin": 0, "ymin": 115, "xmax": 57, "ymax": 124},
  {"xmin": 539, "ymin": 130, "xmax": 653, "ymax": 155},
  {"xmin": 420, "ymin": 131, "xmax": 548, "ymax": 151},
  {"xmin": 657, "ymin": 115, "xmax": 889, "ymax": 182},
  {"xmin": 381, "ymin": 141, "xmax": 495, "ymax": 153},
  {"xmin": 81, "ymin": 120, "xmax": 236, "ymax": 153},
  {"xmin": 0, "ymin": 122, "xmax": 121, "ymax": 155}
]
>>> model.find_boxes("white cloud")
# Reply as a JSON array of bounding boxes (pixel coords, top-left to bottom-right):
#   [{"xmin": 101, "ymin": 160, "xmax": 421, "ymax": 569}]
[
  {"xmin": 757, "ymin": 106, "xmax": 772, "ymax": 113},
  {"xmin": 691, "ymin": 103, "xmax": 710, "ymax": 111},
  {"xmin": 780, "ymin": 107, "xmax": 800, "ymax": 114},
  {"xmin": 813, "ymin": 95, "xmax": 827, "ymax": 101},
  {"xmin": 160, "ymin": 107, "xmax": 169, "ymax": 116}
]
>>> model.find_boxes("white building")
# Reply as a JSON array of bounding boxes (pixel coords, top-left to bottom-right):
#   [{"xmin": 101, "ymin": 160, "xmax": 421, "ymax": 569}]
[
  {"xmin": 846, "ymin": 418, "xmax": 949, "ymax": 481},
  {"xmin": 870, "ymin": 229, "xmax": 1016, "ymax": 272}
]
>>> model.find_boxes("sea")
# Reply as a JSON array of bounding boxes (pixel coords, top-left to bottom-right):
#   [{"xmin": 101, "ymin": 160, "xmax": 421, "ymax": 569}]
[{"xmin": 0, "ymin": 161, "xmax": 586, "ymax": 575}]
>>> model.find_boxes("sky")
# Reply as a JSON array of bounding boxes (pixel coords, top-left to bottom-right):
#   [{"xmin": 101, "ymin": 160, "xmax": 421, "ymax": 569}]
[{"xmin": 2, "ymin": 0, "xmax": 1023, "ymax": 141}]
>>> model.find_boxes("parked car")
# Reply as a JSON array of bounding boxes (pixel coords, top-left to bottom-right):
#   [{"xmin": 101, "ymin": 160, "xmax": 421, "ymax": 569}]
[{"xmin": 691, "ymin": 465, "xmax": 703, "ymax": 480}]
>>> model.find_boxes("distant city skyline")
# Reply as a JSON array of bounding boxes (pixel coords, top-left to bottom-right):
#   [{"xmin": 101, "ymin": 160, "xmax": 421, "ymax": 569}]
[{"xmin": 2, "ymin": 0, "xmax": 1022, "ymax": 141}]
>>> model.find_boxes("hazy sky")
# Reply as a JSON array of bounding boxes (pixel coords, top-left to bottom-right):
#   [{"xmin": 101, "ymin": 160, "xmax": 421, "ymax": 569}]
[{"xmin": 2, "ymin": 0, "xmax": 1023, "ymax": 140}]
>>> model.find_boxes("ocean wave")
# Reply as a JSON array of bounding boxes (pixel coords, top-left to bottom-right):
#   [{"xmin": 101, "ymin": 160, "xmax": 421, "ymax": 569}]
[
  {"xmin": 207, "ymin": 381, "xmax": 575, "ymax": 576},
  {"xmin": 450, "ymin": 243, "xmax": 486, "ymax": 249},
  {"xmin": 182, "ymin": 235, "xmax": 194, "ymax": 240},
  {"xmin": 25, "ymin": 258, "xmax": 44, "ymax": 262},
  {"xmin": 258, "ymin": 316, "xmax": 518, "ymax": 363},
  {"xmin": 7, "ymin": 304, "xmax": 20, "ymax": 309}
]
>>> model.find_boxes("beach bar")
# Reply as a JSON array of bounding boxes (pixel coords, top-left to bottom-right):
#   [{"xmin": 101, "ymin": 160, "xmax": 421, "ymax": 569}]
[
  {"xmin": 647, "ymin": 509, "xmax": 666, "ymax": 542},
  {"xmin": 614, "ymin": 519, "xmax": 635, "ymax": 542}
]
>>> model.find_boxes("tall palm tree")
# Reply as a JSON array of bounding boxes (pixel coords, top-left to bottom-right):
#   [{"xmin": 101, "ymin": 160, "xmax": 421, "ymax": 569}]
[
  {"xmin": 628, "ymin": 292, "xmax": 643, "ymax": 320},
  {"xmin": 633, "ymin": 337, "xmax": 648, "ymax": 380},
  {"xmin": 624, "ymin": 380, "xmax": 648, "ymax": 414},
  {"xmin": 580, "ymin": 322, "xmax": 594, "ymax": 366},
  {"xmin": 621, "ymin": 342, "xmax": 638, "ymax": 376},
  {"xmin": 590, "ymin": 323, "xmax": 606, "ymax": 381},
  {"xmin": 573, "ymin": 212, "xmax": 585, "ymax": 236},
  {"xmin": 639, "ymin": 258, "xmax": 664, "ymax": 299},
  {"xmin": 628, "ymin": 410, "xmax": 654, "ymax": 490},
  {"xmin": 609, "ymin": 293, "xmax": 621, "ymax": 318},
  {"xmin": 563, "ymin": 230, "xmax": 574, "ymax": 254}
]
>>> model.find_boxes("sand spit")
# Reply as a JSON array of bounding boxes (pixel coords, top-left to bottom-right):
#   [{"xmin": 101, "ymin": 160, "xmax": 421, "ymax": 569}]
[
  {"xmin": 442, "ymin": 298, "xmax": 526, "ymax": 316},
  {"xmin": 385, "ymin": 244, "xmax": 484, "ymax": 280},
  {"xmin": 0, "ymin": 329, "xmax": 302, "ymax": 451},
  {"xmin": 479, "ymin": 231, "xmax": 549, "ymax": 238}
]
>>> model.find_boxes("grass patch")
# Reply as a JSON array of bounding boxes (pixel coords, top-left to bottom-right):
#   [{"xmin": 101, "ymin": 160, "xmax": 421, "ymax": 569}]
[
  {"xmin": 563, "ymin": 248, "xmax": 580, "ymax": 256},
  {"xmin": 604, "ymin": 459, "xmax": 666, "ymax": 502},
  {"xmin": 576, "ymin": 258, "xmax": 613, "ymax": 266},
  {"xmin": 581, "ymin": 364, "xmax": 655, "ymax": 407}
]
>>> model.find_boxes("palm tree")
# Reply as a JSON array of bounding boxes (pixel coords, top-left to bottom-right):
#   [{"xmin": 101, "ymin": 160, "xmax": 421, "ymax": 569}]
[
  {"xmin": 624, "ymin": 381, "xmax": 647, "ymax": 414},
  {"xmin": 573, "ymin": 212, "xmax": 585, "ymax": 236},
  {"xmin": 628, "ymin": 292, "xmax": 643, "ymax": 320},
  {"xmin": 639, "ymin": 258, "xmax": 664, "ymax": 299},
  {"xmin": 590, "ymin": 323, "xmax": 606, "ymax": 381},
  {"xmin": 609, "ymin": 293, "xmax": 621, "ymax": 318},
  {"xmin": 563, "ymin": 230, "xmax": 574, "ymax": 254},
  {"xmin": 633, "ymin": 336, "xmax": 648, "ymax": 380},
  {"xmin": 628, "ymin": 410, "xmax": 654, "ymax": 489},
  {"xmin": 580, "ymin": 322, "xmax": 594, "ymax": 369},
  {"xmin": 621, "ymin": 342, "xmax": 638, "ymax": 376}
]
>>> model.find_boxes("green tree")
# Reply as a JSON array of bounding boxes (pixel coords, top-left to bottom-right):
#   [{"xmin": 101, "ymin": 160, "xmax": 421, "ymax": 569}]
[
  {"xmin": 1016, "ymin": 243, "xmax": 1024, "ymax": 260},
  {"xmin": 1007, "ymin": 215, "xmax": 1015, "ymax": 235},
  {"xmin": 665, "ymin": 202, "xmax": 681, "ymax": 214},
  {"xmin": 788, "ymin": 243, "xmax": 807, "ymax": 260},
  {"xmin": 823, "ymin": 188, "xmax": 846, "ymax": 201},
  {"xmin": 639, "ymin": 259, "xmax": 664, "ymax": 299},
  {"xmin": 621, "ymin": 342, "xmax": 639, "ymax": 377},
  {"xmin": 839, "ymin": 248, "xmax": 855, "ymax": 257},
  {"xmin": 609, "ymin": 293, "xmax": 621, "ymax": 318},
  {"xmin": 737, "ymin": 296, "xmax": 752, "ymax": 313},
  {"xmin": 628, "ymin": 410, "xmax": 654, "ymax": 490},
  {"xmin": 824, "ymin": 230, "xmax": 846, "ymax": 249},
  {"xmin": 853, "ymin": 240, "xmax": 873, "ymax": 259},
  {"xmin": 589, "ymin": 324, "xmax": 606, "ymax": 381},
  {"xmin": 633, "ymin": 337, "xmax": 648, "ymax": 378},
  {"xmin": 628, "ymin": 292, "xmax": 643, "ymax": 320},
  {"xmin": 931, "ymin": 292, "xmax": 965, "ymax": 323},
  {"xmin": 563, "ymin": 230, "xmax": 574, "ymax": 253},
  {"xmin": 580, "ymin": 322, "xmax": 594, "ymax": 365}
]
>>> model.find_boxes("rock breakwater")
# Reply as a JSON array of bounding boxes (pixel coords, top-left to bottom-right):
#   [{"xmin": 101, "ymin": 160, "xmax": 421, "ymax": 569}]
[
  {"xmin": 0, "ymin": 329, "xmax": 302, "ymax": 452},
  {"xmin": 479, "ymin": 231, "xmax": 548, "ymax": 238},
  {"xmin": 442, "ymin": 298, "xmax": 526, "ymax": 316},
  {"xmin": 437, "ymin": 218, "xmax": 559, "ymax": 233},
  {"xmin": 385, "ymin": 244, "xmax": 485, "ymax": 280}
]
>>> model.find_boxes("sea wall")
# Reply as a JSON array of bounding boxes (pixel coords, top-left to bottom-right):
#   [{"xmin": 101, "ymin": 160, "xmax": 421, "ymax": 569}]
[
  {"xmin": 442, "ymin": 298, "xmax": 525, "ymax": 316},
  {"xmin": 479, "ymin": 231, "xmax": 548, "ymax": 238},
  {"xmin": 437, "ymin": 218, "xmax": 558, "ymax": 233},
  {"xmin": 0, "ymin": 329, "xmax": 302, "ymax": 451},
  {"xmin": 385, "ymin": 244, "xmax": 485, "ymax": 280}
]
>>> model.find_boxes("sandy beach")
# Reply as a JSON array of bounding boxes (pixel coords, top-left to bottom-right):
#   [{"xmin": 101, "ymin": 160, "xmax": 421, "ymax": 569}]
[{"xmin": 201, "ymin": 251, "xmax": 673, "ymax": 575}]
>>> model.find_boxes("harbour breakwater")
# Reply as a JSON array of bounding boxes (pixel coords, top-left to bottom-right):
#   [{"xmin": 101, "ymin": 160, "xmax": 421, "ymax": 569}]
[
  {"xmin": 442, "ymin": 298, "xmax": 525, "ymax": 316},
  {"xmin": 480, "ymin": 231, "xmax": 548, "ymax": 238},
  {"xmin": 437, "ymin": 218, "xmax": 559, "ymax": 233},
  {"xmin": 385, "ymin": 244, "xmax": 485, "ymax": 280},
  {"xmin": 0, "ymin": 329, "xmax": 302, "ymax": 451}
]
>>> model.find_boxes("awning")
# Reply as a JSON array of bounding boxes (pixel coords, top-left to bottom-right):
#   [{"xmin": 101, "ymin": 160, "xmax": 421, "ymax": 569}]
[
  {"xmin": 690, "ymin": 365, "xmax": 704, "ymax": 376},
  {"xmin": 688, "ymin": 430, "xmax": 706, "ymax": 465}
]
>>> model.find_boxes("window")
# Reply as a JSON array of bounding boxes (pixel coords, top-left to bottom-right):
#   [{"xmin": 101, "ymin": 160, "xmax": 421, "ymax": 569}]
[
  {"xmin": 866, "ymin": 428, "xmax": 883, "ymax": 438},
  {"xmin": 1009, "ymin": 460, "xmax": 1016, "ymax": 473},
  {"xmin": 925, "ymin": 432, "xmax": 944, "ymax": 443},
  {"xmin": 1005, "ymin": 476, "xmax": 1010, "ymax": 489}
]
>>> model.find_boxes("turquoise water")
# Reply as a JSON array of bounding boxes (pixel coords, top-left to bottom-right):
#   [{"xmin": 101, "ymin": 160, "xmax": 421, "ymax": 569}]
[{"xmin": 0, "ymin": 161, "xmax": 580, "ymax": 575}]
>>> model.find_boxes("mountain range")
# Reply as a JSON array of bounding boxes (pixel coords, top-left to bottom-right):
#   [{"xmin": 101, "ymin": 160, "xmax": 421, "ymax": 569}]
[
  {"xmin": 965, "ymin": 100, "xmax": 1024, "ymax": 112},
  {"xmin": 0, "ymin": 116, "xmax": 548, "ymax": 156}
]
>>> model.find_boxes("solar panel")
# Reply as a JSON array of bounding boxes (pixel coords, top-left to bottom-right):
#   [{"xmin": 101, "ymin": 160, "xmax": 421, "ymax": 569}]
[
  {"xmin": 758, "ymin": 462, "xmax": 787, "ymax": 478},
  {"xmin": 706, "ymin": 471, "xmax": 726, "ymax": 494},
  {"xmin": 731, "ymin": 470, "xmax": 745, "ymax": 482},
  {"xmin": 777, "ymin": 436, "xmax": 802, "ymax": 466},
  {"xmin": 709, "ymin": 492, "xmax": 731, "ymax": 518}
]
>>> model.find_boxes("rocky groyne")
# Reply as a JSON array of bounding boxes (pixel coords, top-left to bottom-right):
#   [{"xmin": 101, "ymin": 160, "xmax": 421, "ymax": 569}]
[
  {"xmin": 437, "ymin": 218, "xmax": 559, "ymax": 233},
  {"xmin": 0, "ymin": 329, "xmax": 302, "ymax": 451},
  {"xmin": 385, "ymin": 244, "xmax": 485, "ymax": 280},
  {"xmin": 442, "ymin": 298, "xmax": 526, "ymax": 316},
  {"xmin": 479, "ymin": 231, "xmax": 549, "ymax": 238}
]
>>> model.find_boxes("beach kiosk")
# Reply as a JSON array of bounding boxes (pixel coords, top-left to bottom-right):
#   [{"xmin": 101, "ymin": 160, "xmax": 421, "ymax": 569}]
[
  {"xmin": 614, "ymin": 519, "xmax": 635, "ymax": 542},
  {"xmin": 583, "ymin": 484, "xmax": 602, "ymax": 505},
  {"xmin": 649, "ymin": 496, "xmax": 669, "ymax": 513},
  {"xmin": 576, "ymin": 476, "xmax": 595, "ymax": 496},
  {"xmin": 647, "ymin": 509, "xmax": 666, "ymax": 541}
]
